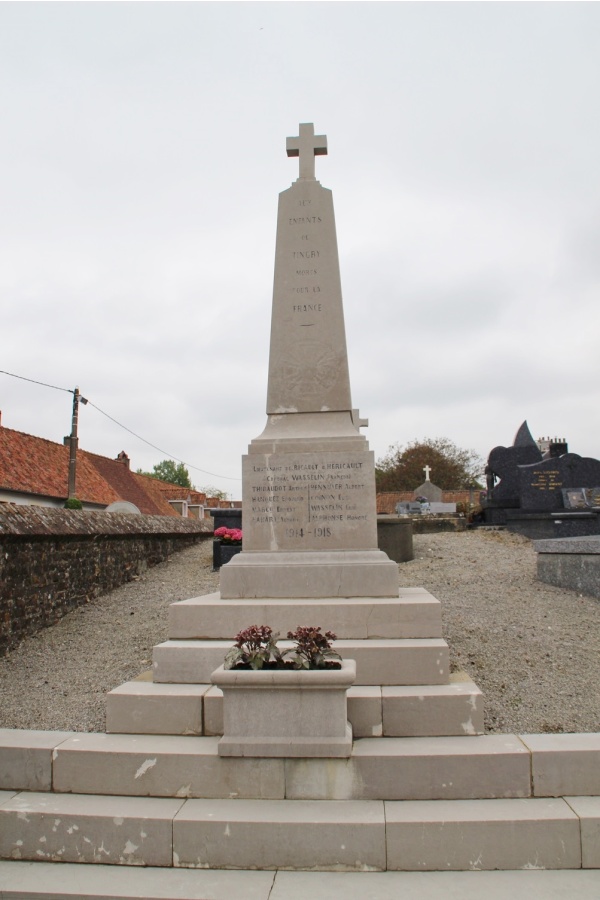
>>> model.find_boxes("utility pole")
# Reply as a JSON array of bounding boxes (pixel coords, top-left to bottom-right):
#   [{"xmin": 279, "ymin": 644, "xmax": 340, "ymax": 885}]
[{"xmin": 67, "ymin": 387, "xmax": 87, "ymax": 500}]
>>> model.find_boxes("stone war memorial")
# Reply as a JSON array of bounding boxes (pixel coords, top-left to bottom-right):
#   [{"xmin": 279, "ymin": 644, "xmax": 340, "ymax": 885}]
[{"xmin": 1, "ymin": 125, "xmax": 600, "ymax": 890}]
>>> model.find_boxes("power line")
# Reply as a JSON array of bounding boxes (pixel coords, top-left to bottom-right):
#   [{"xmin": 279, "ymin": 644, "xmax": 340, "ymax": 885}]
[
  {"xmin": 0, "ymin": 369, "xmax": 73, "ymax": 394},
  {"xmin": 87, "ymin": 400, "xmax": 241, "ymax": 481},
  {"xmin": 0, "ymin": 368, "xmax": 241, "ymax": 482}
]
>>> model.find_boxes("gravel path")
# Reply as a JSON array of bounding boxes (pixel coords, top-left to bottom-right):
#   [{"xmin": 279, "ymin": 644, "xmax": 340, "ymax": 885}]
[{"xmin": 0, "ymin": 530, "xmax": 598, "ymax": 734}]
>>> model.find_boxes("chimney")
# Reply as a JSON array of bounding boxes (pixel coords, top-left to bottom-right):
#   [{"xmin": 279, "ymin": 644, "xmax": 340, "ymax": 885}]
[{"xmin": 116, "ymin": 451, "xmax": 130, "ymax": 469}]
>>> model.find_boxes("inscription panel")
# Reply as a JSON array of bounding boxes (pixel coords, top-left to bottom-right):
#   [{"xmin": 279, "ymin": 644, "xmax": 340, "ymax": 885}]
[
  {"xmin": 529, "ymin": 469, "xmax": 563, "ymax": 491},
  {"xmin": 520, "ymin": 465, "xmax": 566, "ymax": 510},
  {"xmin": 242, "ymin": 451, "xmax": 378, "ymax": 552}
]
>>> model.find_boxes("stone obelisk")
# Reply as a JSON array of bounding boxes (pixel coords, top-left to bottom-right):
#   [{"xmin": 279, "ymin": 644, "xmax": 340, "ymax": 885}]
[{"xmin": 220, "ymin": 123, "xmax": 398, "ymax": 599}]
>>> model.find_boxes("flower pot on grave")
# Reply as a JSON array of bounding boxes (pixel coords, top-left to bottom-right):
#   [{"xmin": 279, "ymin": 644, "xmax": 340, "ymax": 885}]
[{"xmin": 211, "ymin": 659, "xmax": 356, "ymax": 758}]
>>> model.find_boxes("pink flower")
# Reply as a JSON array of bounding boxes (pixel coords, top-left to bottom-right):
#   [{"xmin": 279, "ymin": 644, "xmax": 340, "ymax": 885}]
[{"xmin": 215, "ymin": 526, "xmax": 243, "ymax": 543}]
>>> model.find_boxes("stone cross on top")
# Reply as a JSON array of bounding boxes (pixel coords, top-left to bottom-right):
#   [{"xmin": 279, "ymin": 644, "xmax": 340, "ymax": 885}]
[
  {"xmin": 423, "ymin": 465, "xmax": 432, "ymax": 482},
  {"xmin": 286, "ymin": 123, "xmax": 327, "ymax": 181}
]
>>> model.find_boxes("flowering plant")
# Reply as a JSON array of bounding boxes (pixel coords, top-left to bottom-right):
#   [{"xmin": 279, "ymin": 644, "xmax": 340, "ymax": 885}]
[
  {"xmin": 214, "ymin": 526, "xmax": 243, "ymax": 544},
  {"xmin": 224, "ymin": 625, "xmax": 281, "ymax": 670},
  {"xmin": 415, "ymin": 496, "xmax": 429, "ymax": 504},
  {"xmin": 223, "ymin": 624, "xmax": 342, "ymax": 671},
  {"xmin": 283, "ymin": 626, "xmax": 342, "ymax": 670}
]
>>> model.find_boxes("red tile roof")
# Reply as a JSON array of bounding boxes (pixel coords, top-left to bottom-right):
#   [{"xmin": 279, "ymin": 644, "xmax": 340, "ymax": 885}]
[
  {"xmin": 0, "ymin": 425, "xmax": 209, "ymax": 515},
  {"xmin": 83, "ymin": 452, "xmax": 175, "ymax": 516},
  {"xmin": 131, "ymin": 472, "xmax": 207, "ymax": 516},
  {"xmin": 0, "ymin": 427, "xmax": 120, "ymax": 506}
]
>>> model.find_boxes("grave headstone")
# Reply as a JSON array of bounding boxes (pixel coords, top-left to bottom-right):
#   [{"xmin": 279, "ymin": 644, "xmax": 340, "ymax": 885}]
[
  {"xmin": 413, "ymin": 480, "xmax": 443, "ymax": 503},
  {"xmin": 518, "ymin": 456, "xmax": 600, "ymax": 511},
  {"xmin": 395, "ymin": 501, "xmax": 423, "ymax": 516},
  {"xmin": 209, "ymin": 508, "xmax": 243, "ymax": 570},
  {"xmin": 482, "ymin": 421, "xmax": 600, "ymax": 536},
  {"xmin": 429, "ymin": 502, "xmax": 457, "ymax": 515},
  {"xmin": 485, "ymin": 421, "xmax": 542, "ymax": 507},
  {"xmin": 220, "ymin": 123, "xmax": 398, "ymax": 599}
]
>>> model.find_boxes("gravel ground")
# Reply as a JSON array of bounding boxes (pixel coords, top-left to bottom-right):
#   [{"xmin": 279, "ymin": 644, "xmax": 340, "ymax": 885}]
[{"xmin": 0, "ymin": 530, "xmax": 598, "ymax": 735}]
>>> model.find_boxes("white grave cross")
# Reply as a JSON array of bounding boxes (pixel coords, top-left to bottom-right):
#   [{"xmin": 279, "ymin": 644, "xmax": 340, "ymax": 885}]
[
  {"xmin": 286, "ymin": 123, "xmax": 328, "ymax": 181},
  {"xmin": 423, "ymin": 465, "xmax": 432, "ymax": 482}
]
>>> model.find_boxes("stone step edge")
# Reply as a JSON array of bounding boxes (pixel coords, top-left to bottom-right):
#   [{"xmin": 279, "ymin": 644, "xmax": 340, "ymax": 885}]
[
  {"xmin": 1, "ymin": 863, "xmax": 600, "ymax": 900},
  {"xmin": 167, "ymin": 590, "xmax": 443, "ymax": 640},
  {"xmin": 2, "ymin": 730, "xmax": 600, "ymax": 799},
  {"xmin": 0, "ymin": 794, "xmax": 594, "ymax": 871},
  {"xmin": 151, "ymin": 638, "xmax": 451, "ymax": 686},
  {"xmin": 106, "ymin": 674, "xmax": 485, "ymax": 738}
]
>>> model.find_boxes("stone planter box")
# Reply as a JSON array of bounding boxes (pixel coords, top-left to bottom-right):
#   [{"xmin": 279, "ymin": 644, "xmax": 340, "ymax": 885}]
[{"xmin": 211, "ymin": 660, "xmax": 356, "ymax": 758}]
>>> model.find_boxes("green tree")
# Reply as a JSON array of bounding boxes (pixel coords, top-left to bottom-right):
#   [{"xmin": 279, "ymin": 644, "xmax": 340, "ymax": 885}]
[
  {"xmin": 376, "ymin": 438, "xmax": 483, "ymax": 492},
  {"xmin": 137, "ymin": 460, "xmax": 193, "ymax": 488},
  {"xmin": 197, "ymin": 485, "xmax": 229, "ymax": 501}
]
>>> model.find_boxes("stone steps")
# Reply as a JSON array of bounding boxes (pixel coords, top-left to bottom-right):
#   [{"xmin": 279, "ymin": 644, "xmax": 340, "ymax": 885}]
[
  {"xmin": 0, "ymin": 729, "xmax": 583, "ymax": 801},
  {"xmin": 1, "ymin": 791, "xmax": 597, "ymax": 871},
  {"xmin": 2, "ymin": 729, "xmax": 599, "ymax": 879},
  {"xmin": 2, "ymin": 729, "xmax": 597, "ymax": 801},
  {"xmin": 167, "ymin": 590, "xmax": 443, "ymax": 639},
  {"xmin": 106, "ymin": 673, "xmax": 484, "ymax": 738},
  {"xmin": 2, "ymin": 864, "xmax": 600, "ymax": 900},
  {"xmin": 152, "ymin": 638, "xmax": 450, "ymax": 685}
]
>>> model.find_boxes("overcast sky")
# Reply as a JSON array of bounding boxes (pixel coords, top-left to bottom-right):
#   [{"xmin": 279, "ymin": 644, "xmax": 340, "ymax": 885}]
[{"xmin": 1, "ymin": 2, "xmax": 599, "ymax": 497}]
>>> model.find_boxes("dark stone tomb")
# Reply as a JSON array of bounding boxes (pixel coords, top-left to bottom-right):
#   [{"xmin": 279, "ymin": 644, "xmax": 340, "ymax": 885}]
[
  {"xmin": 482, "ymin": 421, "xmax": 600, "ymax": 538},
  {"xmin": 209, "ymin": 508, "xmax": 243, "ymax": 570}
]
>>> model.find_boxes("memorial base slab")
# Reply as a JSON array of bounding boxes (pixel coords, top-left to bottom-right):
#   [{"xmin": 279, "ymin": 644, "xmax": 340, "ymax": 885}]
[{"xmin": 220, "ymin": 550, "xmax": 399, "ymax": 598}]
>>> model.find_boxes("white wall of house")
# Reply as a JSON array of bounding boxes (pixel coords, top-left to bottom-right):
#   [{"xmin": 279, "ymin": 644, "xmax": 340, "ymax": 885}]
[
  {"xmin": 0, "ymin": 490, "xmax": 62, "ymax": 507},
  {"xmin": 0, "ymin": 490, "xmax": 105, "ymax": 510}
]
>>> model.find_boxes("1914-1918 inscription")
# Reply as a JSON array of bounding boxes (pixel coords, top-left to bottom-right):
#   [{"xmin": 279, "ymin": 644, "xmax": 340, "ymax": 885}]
[{"xmin": 242, "ymin": 451, "xmax": 376, "ymax": 552}]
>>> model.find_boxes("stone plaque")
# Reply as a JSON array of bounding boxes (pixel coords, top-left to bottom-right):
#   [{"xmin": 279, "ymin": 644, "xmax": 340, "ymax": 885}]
[
  {"xmin": 242, "ymin": 450, "xmax": 377, "ymax": 552},
  {"xmin": 562, "ymin": 488, "xmax": 587, "ymax": 510},
  {"xmin": 584, "ymin": 488, "xmax": 600, "ymax": 508}
]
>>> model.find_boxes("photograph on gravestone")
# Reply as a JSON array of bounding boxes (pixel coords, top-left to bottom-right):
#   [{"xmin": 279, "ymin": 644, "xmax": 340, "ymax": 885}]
[
  {"xmin": 219, "ymin": 123, "xmax": 398, "ymax": 599},
  {"xmin": 562, "ymin": 489, "xmax": 588, "ymax": 511}
]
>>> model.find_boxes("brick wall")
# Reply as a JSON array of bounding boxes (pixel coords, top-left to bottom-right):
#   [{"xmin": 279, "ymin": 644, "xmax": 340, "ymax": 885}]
[{"xmin": 0, "ymin": 504, "xmax": 212, "ymax": 654}]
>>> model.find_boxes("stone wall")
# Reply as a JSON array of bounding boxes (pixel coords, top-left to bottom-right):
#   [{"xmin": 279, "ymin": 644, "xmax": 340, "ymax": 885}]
[{"xmin": 0, "ymin": 504, "xmax": 212, "ymax": 654}]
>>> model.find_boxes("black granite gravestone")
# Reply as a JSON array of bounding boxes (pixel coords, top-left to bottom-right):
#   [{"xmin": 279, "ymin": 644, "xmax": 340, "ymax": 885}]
[
  {"xmin": 519, "ymin": 455, "xmax": 600, "ymax": 511},
  {"xmin": 482, "ymin": 421, "xmax": 600, "ymax": 537},
  {"xmin": 209, "ymin": 508, "xmax": 242, "ymax": 570}
]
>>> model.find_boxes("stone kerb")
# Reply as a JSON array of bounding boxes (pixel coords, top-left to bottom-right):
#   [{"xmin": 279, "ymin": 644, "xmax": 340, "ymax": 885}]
[
  {"xmin": 534, "ymin": 536, "xmax": 600, "ymax": 599},
  {"xmin": 3, "ymin": 728, "xmax": 600, "ymax": 801}
]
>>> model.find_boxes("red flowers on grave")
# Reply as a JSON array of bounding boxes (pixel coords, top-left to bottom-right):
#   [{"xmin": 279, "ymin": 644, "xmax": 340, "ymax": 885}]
[{"xmin": 214, "ymin": 526, "xmax": 243, "ymax": 545}]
